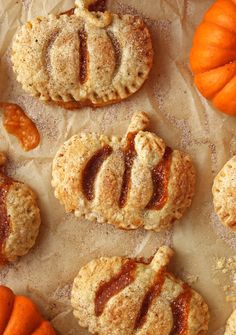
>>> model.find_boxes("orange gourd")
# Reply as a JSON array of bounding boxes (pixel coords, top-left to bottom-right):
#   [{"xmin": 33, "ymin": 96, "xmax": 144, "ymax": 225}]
[
  {"xmin": 0, "ymin": 286, "xmax": 56, "ymax": 335},
  {"xmin": 190, "ymin": 0, "xmax": 236, "ymax": 115}
]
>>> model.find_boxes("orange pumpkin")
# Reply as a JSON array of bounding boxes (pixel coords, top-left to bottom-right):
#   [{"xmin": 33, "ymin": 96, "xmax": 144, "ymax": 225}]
[
  {"xmin": 190, "ymin": 0, "xmax": 236, "ymax": 115},
  {"xmin": 0, "ymin": 286, "xmax": 56, "ymax": 335}
]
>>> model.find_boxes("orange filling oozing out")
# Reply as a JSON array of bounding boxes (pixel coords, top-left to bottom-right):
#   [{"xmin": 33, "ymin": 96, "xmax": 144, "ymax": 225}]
[{"xmin": 0, "ymin": 103, "xmax": 40, "ymax": 152}]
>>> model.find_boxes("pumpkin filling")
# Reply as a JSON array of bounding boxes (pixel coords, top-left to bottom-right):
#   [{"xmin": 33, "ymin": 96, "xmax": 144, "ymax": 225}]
[
  {"xmin": 0, "ymin": 103, "xmax": 40, "ymax": 152},
  {"xmin": 79, "ymin": 28, "xmax": 89, "ymax": 85},
  {"xmin": 146, "ymin": 147, "xmax": 172, "ymax": 210},
  {"xmin": 119, "ymin": 132, "xmax": 137, "ymax": 208},
  {"xmin": 82, "ymin": 145, "xmax": 113, "ymax": 201},
  {"xmin": 134, "ymin": 268, "xmax": 166, "ymax": 329},
  {"xmin": 95, "ymin": 260, "xmax": 136, "ymax": 316},
  {"xmin": 170, "ymin": 284, "xmax": 192, "ymax": 335}
]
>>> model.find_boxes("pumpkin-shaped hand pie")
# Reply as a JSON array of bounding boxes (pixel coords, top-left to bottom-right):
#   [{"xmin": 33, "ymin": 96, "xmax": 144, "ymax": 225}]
[
  {"xmin": 190, "ymin": 0, "xmax": 236, "ymax": 115},
  {"xmin": 0, "ymin": 286, "xmax": 56, "ymax": 335},
  {"xmin": 11, "ymin": 0, "xmax": 153, "ymax": 110},
  {"xmin": 71, "ymin": 246, "xmax": 209, "ymax": 335},
  {"xmin": 52, "ymin": 112, "xmax": 195, "ymax": 231},
  {"xmin": 0, "ymin": 154, "xmax": 41, "ymax": 264}
]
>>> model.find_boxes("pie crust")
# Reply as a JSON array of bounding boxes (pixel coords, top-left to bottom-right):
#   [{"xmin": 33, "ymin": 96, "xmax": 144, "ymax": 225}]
[
  {"xmin": 71, "ymin": 246, "xmax": 209, "ymax": 335},
  {"xmin": 0, "ymin": 155, "xmax": 41, "ymax": 263},
  {"xmin": 11, "ymin": 1, "xmax": 153, "ymax": 109},
  {"xmin": 213, "ymin": 155, "xmax": 236, "ymax": 232},
  {"xmin": 225, "ymin": 310, "xmax": 236, "ymax": 335},
  {"xmin": 52, "ymin": 112, "xmax": 195, "ymax": 231}
]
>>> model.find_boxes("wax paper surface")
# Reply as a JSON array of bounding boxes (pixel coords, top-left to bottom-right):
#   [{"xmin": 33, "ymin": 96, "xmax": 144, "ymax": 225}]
[{"xmin": 0, "ymin": 0, "xmax": 235, "ymax": 334}]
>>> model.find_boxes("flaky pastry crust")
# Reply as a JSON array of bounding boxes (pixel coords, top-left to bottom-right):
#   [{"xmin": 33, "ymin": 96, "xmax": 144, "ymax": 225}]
[
  {"xmin": 71, "ymin": 246, "xmax": 209, "ymax": 335},
  {"xmin": 0, "ymin": 154, "xmax": 41, "ymax": 263},
  {"xmin": 52, "ymin": 112, "xmax": 195, "ymax": 231},
  {"xmin": 213, "ymin": 156, "xmax": 236, "ymax": 232},
  {"xmin": 11, "ymin": 1, "xmax": 153, "ymax": 109},
  {"xmin": 225, "ymin": 310, "xmax": 236, "ymax": 335},
  {"xmin": 224, "ymin": 310, "xmax": 236, "ymax": 335}
]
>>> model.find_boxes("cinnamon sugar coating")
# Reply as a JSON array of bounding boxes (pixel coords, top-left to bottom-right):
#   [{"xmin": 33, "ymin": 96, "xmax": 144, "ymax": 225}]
[
  {"xmin": 12, "ymin": 2, "xmax": 153, "ymax": 109},
  {"xmin": 52, "ymin": 112, "xmax": 195, "ymax": 231},
  {"xmin": 71, "ymin": 246, "xmax": 209, "ymax": 335}
]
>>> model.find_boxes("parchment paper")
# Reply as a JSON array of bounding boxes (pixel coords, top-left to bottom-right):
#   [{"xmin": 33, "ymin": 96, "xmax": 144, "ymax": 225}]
[{"xmin": 0, "ymin": 1, "xmax": 235, "ymax": 334}]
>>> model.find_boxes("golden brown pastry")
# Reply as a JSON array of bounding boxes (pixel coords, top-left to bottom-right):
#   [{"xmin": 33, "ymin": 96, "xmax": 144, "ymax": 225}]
[
  {"xmin": 52, "ymin": 112, "xmax": 195, "ymax": 231},
  {"xmin": 11, "ymin": 0, "xmax": 153, "ymax": 109},
  {"xmin": 0, "ymin": 154, "xmax": 41, "ymax": 264},
  {"xmin": 225, "ymin": 310, "xmax": 236, "ymax": 335},
  {"xmin": 71, "ymin": 246, "xmax": 209, "ymax": 335},
  {"xmin": 213, "ymin": 156, "xmax": 236, "ymax": 232}
]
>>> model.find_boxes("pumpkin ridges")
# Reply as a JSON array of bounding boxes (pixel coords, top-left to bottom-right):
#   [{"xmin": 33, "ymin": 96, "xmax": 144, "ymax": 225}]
[
  {"xmin": 213, "ymin": 75, "xmax": 236, "ymax": 115},
  {"xmin": 31, "ymin": 321, "xmax": 56, "ymax": 335},
  {"xmin": 0, "ymin": 286, "xmax": 15, "ymax": 334},
  {"xmin": 190, "ymin": 44, "xmax": 236, "ymax": 73},
  {"xmin": 204, "ymin": 0, "xmax": 236, "ymax": 34},
  {"xmin": 3, "ymin": 296, "xmax": 42, "ymax": 335},
  {"xmin": 194, "ymin": 61, "xmax": 236, "ymax": 99},
  {"xmin": 192, "ymin": 21, "xmax": 236, "ymax": 50},
  {"xmin": 190, "ymin": 0, "xmax": 236, "ymax": 114}
]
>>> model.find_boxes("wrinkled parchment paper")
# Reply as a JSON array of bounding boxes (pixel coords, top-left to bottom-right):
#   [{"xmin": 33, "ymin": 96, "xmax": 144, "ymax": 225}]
[{"xmin": 0, "ymin": 0, "xmax": 235, "ymax": 334}]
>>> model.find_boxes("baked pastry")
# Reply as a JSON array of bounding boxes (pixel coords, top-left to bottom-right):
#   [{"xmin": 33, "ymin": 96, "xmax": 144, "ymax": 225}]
[
  {"xmin": 225, "ymin": 310, "xmax": 236, "ymax": 335},
  {"xmin": 213, "ymin": 156, "xmax": 236, "ymax": 232},
  {"xmin": 71, "ymin": 246, "xmax": 209, "ymax": 335},
  {"xmin": 11, "ymin": 0, "xmax": 153, "ymax": 109},
  {"xmin": 0, "ymin": 154, "xmax": 41, "ymax": 264},
  {"xmin": 0, "ymin": 285, "xmax": 56, "ymax": 334},
  {"xmin": 52, "ymin": 112, "xmax": 195, "ymax": 231}
]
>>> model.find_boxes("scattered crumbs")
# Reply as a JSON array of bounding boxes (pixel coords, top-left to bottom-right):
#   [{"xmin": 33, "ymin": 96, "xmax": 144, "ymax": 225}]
[
  {"xmin": 213, "ymin": 255, "xmax": 236, "ymax": 303},
  {"xmin": 208, "ymin": 142, "xmax": 217, "ymax": 174},
  {"xmin": 53, "ymin": 283, "xmax": 72, "ymax": 301},
  {"xmin": 162, "ymin": 113, "xmax": 192, "ymax": 150}
]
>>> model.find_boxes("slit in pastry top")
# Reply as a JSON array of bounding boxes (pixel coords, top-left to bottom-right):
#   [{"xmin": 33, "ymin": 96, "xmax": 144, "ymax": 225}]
[
  {"xmin": 78, "ymin": 28, "xmax": 89, "ymax": 84},
  {"xmin": 71, "ymin": 246, "xmax": 209, "ymax": 335},
  {"xmin": 119, "ymin": 132, "xmax": 137, "ymax": 208},
  {"xmin": 146, "ymin": 147, "xmax": 172, "ymax": 210},
  {"xmin": 134, "ymin": 267, "xmax": 166, "ymax": 330},
  {"xmin": 95, "ymin": 259, "xmax": 136, "ymax": 317},
  {"xmin": 12, "ymin": 1, "xmax": 153, "ymax": 109},
  {"xmin": 52, "ymin": 112, "xmax": 196, "ymax": 232},
  {"xmin": 170, "ymin": 284, "xmax": 192, "ymax": 335},
  {"xmin": 82, "ymin": 145, "xmax": 113, "ymax": 201}
]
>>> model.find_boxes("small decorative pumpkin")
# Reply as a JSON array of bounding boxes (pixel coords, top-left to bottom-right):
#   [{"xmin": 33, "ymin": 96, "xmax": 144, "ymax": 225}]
[
  {"xmin": 0, "ymin": 286, "xmax": 56, "ymax": 335},
  {"xmin": 190, "ymin": 0, "xmax": 236, "ymax": 115}
]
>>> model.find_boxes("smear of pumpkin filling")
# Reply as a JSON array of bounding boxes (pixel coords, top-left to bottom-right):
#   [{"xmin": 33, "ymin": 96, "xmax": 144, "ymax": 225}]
[{"xmin": 0, "ymin": 103, "xmax": 40, "ymax": 151}]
